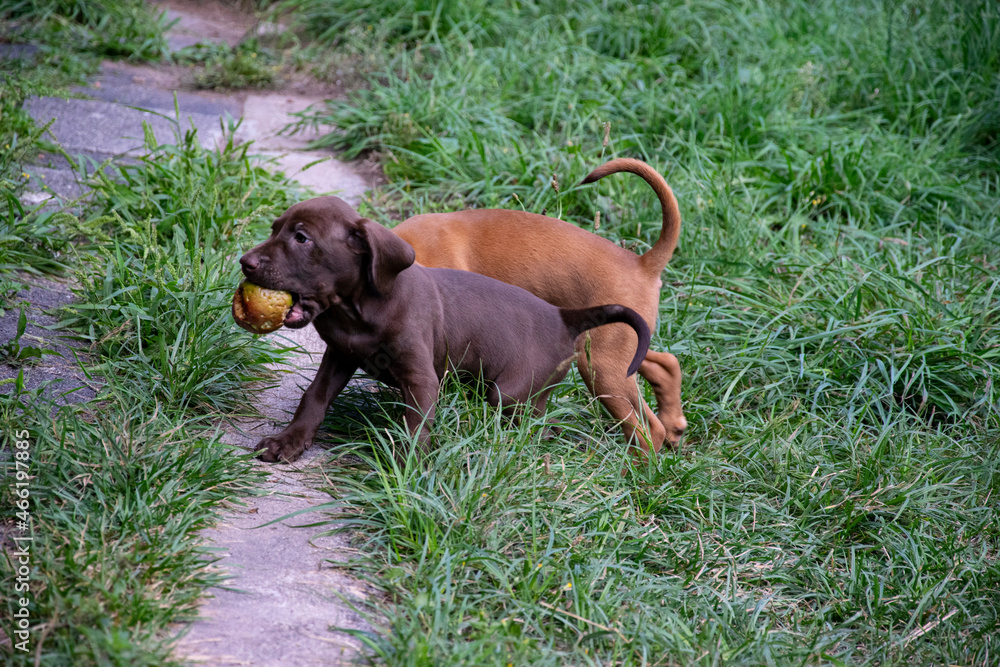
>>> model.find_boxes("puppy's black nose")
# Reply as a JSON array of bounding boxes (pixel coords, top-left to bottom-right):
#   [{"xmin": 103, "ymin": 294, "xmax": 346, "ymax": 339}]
[{"xmin": 240, "ymin": 253, "xmax": 259, "ymax": 272}]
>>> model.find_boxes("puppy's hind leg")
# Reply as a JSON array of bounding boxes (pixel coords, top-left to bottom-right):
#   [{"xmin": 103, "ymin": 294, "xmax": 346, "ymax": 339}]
[
  {"xmin": 638, "ymin": 350, "xmax": 687, "ymax": 447},
  {"xmin": 575, "ymin": 328, "xmax": 667, "ymax": 456},
  {"xmin": 484, "ymin": 373, "xmax": 526, "ymax": 413},
  {"xmin": 587, "ymin": 366, "xmax": 665, "ymax": 455},
  {"xmin": 487, "ymin": 373, "xmax": 559, "ymax": 437}
]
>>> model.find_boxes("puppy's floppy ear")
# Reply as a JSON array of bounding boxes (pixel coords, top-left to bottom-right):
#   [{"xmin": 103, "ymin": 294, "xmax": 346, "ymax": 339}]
[{"xmin": 349, "ymin": 218, "xmax": 416, "ymax": 296}]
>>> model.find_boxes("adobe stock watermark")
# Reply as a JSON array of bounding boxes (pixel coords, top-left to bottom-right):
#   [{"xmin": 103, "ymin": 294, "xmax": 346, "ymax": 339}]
[{"xmin": 8, "ymin": 428, "xmax": 33, "ymax": 654}]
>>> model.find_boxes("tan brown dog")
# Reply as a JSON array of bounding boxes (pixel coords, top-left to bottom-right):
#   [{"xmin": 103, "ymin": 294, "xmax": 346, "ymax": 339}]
[
  {"xmin": 239, "ymin": 196, "xmax": 651, "ymax": 462},
  {"xmin": 393, "ymin": 158, "xmax": 686, "ymax": 455}
]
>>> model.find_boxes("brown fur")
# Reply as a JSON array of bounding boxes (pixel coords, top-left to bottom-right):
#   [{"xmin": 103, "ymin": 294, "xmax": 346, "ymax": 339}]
[
  {"xmin": 393, "ymin": 157, "xmax": 686, "ymax": 454},
  {"xmin": 238, "ymin": 196, "xmax": 651, "ymax": 462}
]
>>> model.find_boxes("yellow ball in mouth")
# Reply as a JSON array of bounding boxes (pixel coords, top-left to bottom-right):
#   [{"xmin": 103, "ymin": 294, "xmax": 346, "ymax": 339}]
[{"xmin": 232, "ymin": 280, "xmax": 293, "ymax": 334}]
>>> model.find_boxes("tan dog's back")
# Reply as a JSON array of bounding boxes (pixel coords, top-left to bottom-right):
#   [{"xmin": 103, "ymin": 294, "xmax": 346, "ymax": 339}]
[{"xmin": 395, "ymin": 209, "xmax": 652, "ymax": 318}]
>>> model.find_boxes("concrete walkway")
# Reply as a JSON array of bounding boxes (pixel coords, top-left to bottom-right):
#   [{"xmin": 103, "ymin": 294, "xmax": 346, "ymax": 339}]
[
  {"xmin": 175, "ymin": 324, "xmax": 374, "ymax": 666},
  {"xmin": 23, "ymin": 68, "xmax": 367, "ymax": 206},
  {"xmin": 15, "ymin": 1, "xmax": 376, "ymax": 664}
]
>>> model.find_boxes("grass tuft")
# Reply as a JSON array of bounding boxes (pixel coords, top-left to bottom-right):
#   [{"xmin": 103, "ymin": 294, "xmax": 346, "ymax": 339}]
[
  {"xmin": 2, "ymin": 0, "xmax": 169, "ymax": 61},
  {"xmin": 56, "ymin": 118, "xmax": 301, "ymax": 415}
]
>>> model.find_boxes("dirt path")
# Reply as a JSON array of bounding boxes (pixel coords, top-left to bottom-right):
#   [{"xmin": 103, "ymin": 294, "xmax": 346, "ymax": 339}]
[{"xmin": 12, "ymin": 1, "xmax": 378, "ymax": 663}]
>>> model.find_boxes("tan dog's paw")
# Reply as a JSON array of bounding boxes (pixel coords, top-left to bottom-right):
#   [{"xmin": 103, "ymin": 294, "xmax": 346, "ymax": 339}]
[
  {"xmin": 664, "ymin": 416, "xmax": 687, "ymax": 448},
  {"xmin": 255, "ymin": 433, "xmax": 310, "ymax": 463},
  {"xmin": 642, "ymin": 416, "xmax": 685, "ymax": 451}
]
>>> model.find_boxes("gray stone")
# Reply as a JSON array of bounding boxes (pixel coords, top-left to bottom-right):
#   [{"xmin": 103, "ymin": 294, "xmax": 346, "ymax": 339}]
[
  {"xmin": 74, "ymin": 70, "xmax": 241, "ymax": 118},
  {"xmin": 25, "ymin": 96, "xmax": 226, "ymax": 159},
  {"xmin": 22, "ymin": 166, "xmax": 84, "ymax": 201},
  {"xmin": 236, "ymin": 95, "xmax": 369, "ymax": 204},
  {"xmin": 159, "ymin": 5, "xmax": 254, "ymax": 53},
  {"xmin": 236, "ymin": 94, "xmax": 327, "ymax": 151},
  {"xmin": 165, "ymin": 32, "xmax": 210, "ymax": 52},
  {"xmin": 259, "ymin": 151, "xmax": 369, "ymax": 205},
  {"xmin": 0, "ymin": 43, "xmax": 39, "ymax": 62},
  {"xmin": 0, "ymin": 275, "xmax": 97, "ymax": 406},
  {"xmin": 174, "ymin": 325, "xmax": 373, "ymax": 666},
  {"xmin": 247, "ymin": 20, "xmax": 289, "ymax": 41},
  {"xmin": 173, "ymin": 454, "xmax": 373, "ymax": 667}
]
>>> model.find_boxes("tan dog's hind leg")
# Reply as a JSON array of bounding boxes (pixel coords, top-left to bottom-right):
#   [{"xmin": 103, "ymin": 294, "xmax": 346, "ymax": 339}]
[
  {"xmin": 639, "ymin": 350, "xmax": 687, "ymax": 448},
  {"xmin": 575, "ymin": 326, "xmax": 667, "ymax": 456}
]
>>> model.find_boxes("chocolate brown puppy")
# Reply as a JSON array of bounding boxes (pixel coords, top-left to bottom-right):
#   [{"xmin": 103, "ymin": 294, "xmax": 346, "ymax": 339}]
[
  {"xmin": 393, "ymin": 158, "xmax": 686, "ymax": 456},
  {"xmin": 239, "ymin": 196, "xmax": 651, "ymax": 462}
]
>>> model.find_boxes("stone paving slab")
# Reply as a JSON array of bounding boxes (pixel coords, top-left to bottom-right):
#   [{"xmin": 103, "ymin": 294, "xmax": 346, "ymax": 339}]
[
  {"xmin": 259, "ymin": 151, "xmax": 369, "ymax": 205},
  {"xmin": 26, "ymin": 96, "xmax": 225, "ymax": 157},
  {"xmin": 236, "ymin": 94, "xmax": 327, "ymax": 151},
  {"xmin": 20, "ymin": 165, "xmax": 84, "ymax": 203},
  {"xmin": 0, "ymin": 43, "xmax": 39, "ymax": 61},
  {"xmin": 174, "ymin": 456, "xmax": 371, "ymax": 667},
  {"xmin": 236, "ymin": 94, "xmax": 368, "ymax": 204},
  {"xmin": 0, "ymin": 275, "xmax": 97, "ymax": 405},
  {"xmin": 158, "ymin": 0, "xmax": 255, "ymax": 53},
  {"xmin": 74, "ymin": 68, "xmax": 242, "ymax": 118}
]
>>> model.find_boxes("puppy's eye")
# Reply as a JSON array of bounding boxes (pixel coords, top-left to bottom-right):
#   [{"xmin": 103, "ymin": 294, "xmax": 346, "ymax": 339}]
[{"xmin": 294, "ymin": 231, "xmax": 310, "ymax": 244}]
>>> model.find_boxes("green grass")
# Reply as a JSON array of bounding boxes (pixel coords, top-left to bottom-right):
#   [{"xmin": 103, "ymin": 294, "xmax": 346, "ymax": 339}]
[
  {"xmin": 1, "ymin": 0, "xmax": 169, "ymax": 62},
  {"xmin": 1, "ymin": 378, "xmax": 264, "ymax": 666},
  {"xmin": 0, "ymin": 197, "xmax": 74, "ymax": 316},
  {"xmin": 58, "ymin": 116, "xmax": 302, "ymax": 414},
  {"xmin": 278, "ymin": 0, "xmax": 1000, "ymax": 663},
  {"xmin": 0, "ymin": 0, "xmax": 175, "ymax": 310},
  {"xmin": 0, "ymin": 78, "xmax": 77, "ymax": 314},
  {"xmin": 312, "ymin": 381, "xmax": 999, "ymax": 665},
  {"xmin": 172, "ymin": 39, "xmax": 284, "ymax": 91}
]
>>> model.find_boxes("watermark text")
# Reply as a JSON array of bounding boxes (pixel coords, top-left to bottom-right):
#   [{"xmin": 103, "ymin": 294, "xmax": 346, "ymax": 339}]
[{"xmin": 9, "ymin": 428, "xmax": 32, "ymax": 653}]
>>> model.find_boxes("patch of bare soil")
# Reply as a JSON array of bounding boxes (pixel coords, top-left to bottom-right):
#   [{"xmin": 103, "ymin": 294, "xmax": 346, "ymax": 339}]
[
  {"xmin": 154, "ymin": 0, "xmax": 256, "ymax": 47},
  {"xmin": 145, "ymin": 0, "xmax": 352, "ymax": 100}
]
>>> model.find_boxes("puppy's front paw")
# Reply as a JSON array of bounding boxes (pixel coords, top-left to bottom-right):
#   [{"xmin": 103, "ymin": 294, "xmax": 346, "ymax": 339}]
[{"xmin": 255, "ymin": 432, "xmax": 310, "ymax": 463}]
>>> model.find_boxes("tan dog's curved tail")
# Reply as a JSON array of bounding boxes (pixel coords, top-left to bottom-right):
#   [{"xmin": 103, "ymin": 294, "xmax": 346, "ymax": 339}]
[{"xmin": 579, "ymin": 158, "xmax": 681, "ymax": 273}]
